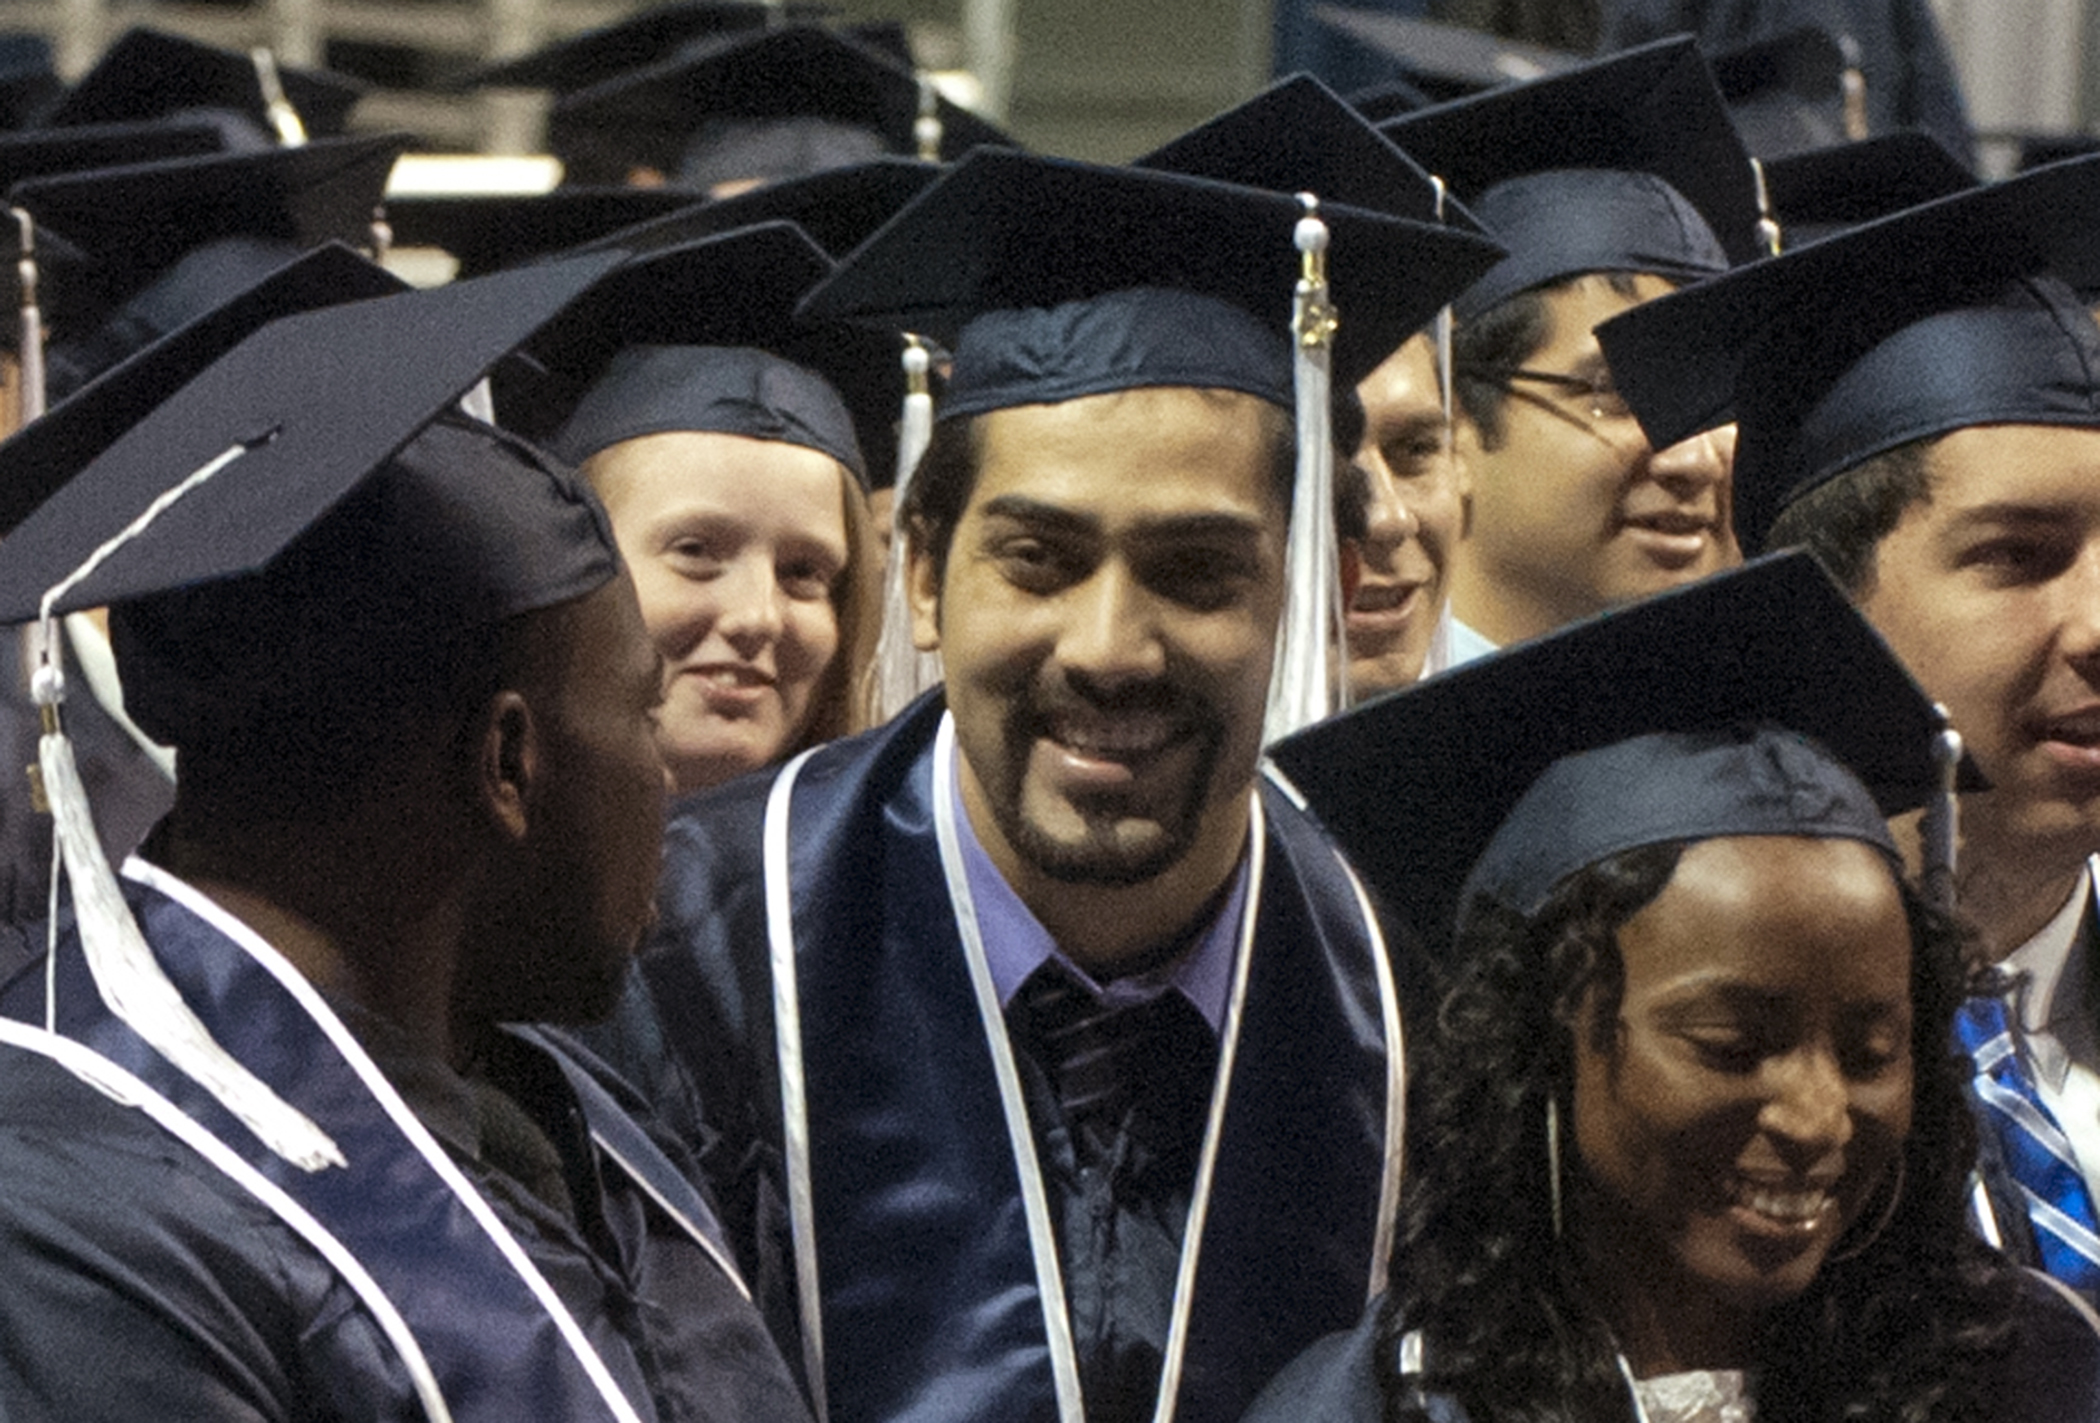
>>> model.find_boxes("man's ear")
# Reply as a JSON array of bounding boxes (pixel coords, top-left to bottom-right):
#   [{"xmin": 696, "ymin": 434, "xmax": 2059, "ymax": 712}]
[
  {"xmin": 476, "ymin": 690, "xmax": 539, "ymax": 842},
  {"xmin": 907, "ymin": 529, "xmax": 943, "ymax": 653}
]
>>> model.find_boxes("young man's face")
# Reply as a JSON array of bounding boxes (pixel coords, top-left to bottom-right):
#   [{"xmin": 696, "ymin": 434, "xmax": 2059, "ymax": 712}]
[
  {"xmin": 1349, "ymin": 333, "xmax": 1467, "ymax": 695},
  {"xmin": 1860, "ymin": 423, "xmax": 2100, "ymax": 878},
  {"xmin": 911, "ymin": 386, "xmax": 1285, "ymax": 896},
  {"xmin": 1455, "ymin": 273, "xmax": 1738, "ymax": 646}
]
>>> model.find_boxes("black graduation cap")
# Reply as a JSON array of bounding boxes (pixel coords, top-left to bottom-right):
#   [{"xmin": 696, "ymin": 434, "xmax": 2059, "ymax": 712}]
[
  {"xmin": 1342, "ymin": 76, "xmax": 1437, "ymax": 124},
  {"xmin": 1596, "ymin": 154, "xmax": 2100, "ymax": 555},
  {"xmin": 505, "ymin": 220, "xmax": 900, "ymax": 489},
  {"xmin": 1313, "ymin": 6, "xmax": 1577, "ymax": 103},
  {"xmin": 1761, "ymin": 130, "xmax": 1975, "ymax": 249},
  {"xmin": 798, "ymin": 147, "xmax": 1505, "ymax": 413},
  {"xmin": 458, "ymin": 1, "xmax": 827, "ymax": 93},
  {"xmin": 1133, "ymin": 72, "xmax": 1485, "ymax": 231},
  {"xmin": 45, "ymin": 27, "xmax": 368, "ymax": 140},
  {"xmin": 548, "ymin": 24, "xmax": 1013, "ymax": 189},
  {"xmin": 1379, "ymin": 36, "xmax": 1762, "ymax": 318},
  {"xmin": 381, "ymin": 187, "xmax": 698, "ymax": 278},
  {"xmin": 6, "ymin": 133, "xmax": 408, "ymax": 367},
  {"xmin": 0, "ymin": 117, "xmax": 227, "ymax": 187},
  {"xmin": 1267, "ymin": 550, "xmax": 1947, "ymax": 946},
  {"xmin": 572, "ymin": 157, "xmax": 940, "ymax": 262},
  {"xmin": 0, "ymin": 242, "xmax": 406, "ymax": 538},
  {"xmin": 1710, "ymin": 24, "xmax": 1862, "ymax": 160},
  {"xmin": 0, "ymin": 248, "xmax": 630, "ymax": 623}
]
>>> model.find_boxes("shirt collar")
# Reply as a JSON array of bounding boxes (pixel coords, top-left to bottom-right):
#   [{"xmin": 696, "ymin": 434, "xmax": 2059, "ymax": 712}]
[{"xmin": 946, "ymin": 736, "xmax": 1248, "ymax": 1033}]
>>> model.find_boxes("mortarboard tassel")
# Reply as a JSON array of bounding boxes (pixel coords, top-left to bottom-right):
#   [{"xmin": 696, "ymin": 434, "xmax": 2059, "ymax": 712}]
[
  {"xmin": 915, "ymin": 78, "xmax": 944, "ymax": 163},
  {"xmin": 1751, "ymin": 157, "xmax": 1783, "ymax": 257},
  {"xmin": 14, "ymin": 206, "xmax": 42, "ymax": 427},
  {"xmin": 1920, "ymin": 704, "xmax": 1963, "ymax": 912},
  {"xmin": 251, "ymin": 48, "xmax": 309, "ymax": 147},
  {"xmin": 1431, "ymin": 176, "xmax": 1455, "ymax": 428},
  {"xmin": 869, "ymin": 335, "xmax": 944, "ymax": 723},
  {"xmin": 1264, "ymin": 194, "xmax": 1346, "ymax": 743},
  {"xmin": 1839, "ymin": 34, "xmax": 1869, "ymax": 143},
  {"xmin": 32, "ymin": 434, "xmax": 343, "ymax": 1173}
]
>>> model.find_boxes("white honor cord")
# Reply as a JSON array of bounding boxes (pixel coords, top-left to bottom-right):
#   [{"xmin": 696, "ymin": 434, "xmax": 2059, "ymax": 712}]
[
  {"xmin": 1258, "ymin": 761, "xmax": 1405, "ymax": 1301},
  {"xmin": 128, "ymin": 859, "xmax": 648, "ymax": 1423},
  {"xmin": 763, "ymin": 747, "xmax": 831, "ymax": 1423},
  {"xmin": 0, "ymin": 1018, "xmax": 454, "ymax": 1423},
  {"xmin": 932, "ymin": 713, "xmax": 1263, "ymax": 1423},
  {"xmin": 1338, "ymin": 850, "xmax": 1404, "ymax": 1301}
]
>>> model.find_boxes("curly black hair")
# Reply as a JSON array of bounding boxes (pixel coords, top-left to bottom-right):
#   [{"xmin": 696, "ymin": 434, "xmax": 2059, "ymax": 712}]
[{"xmin": 1378, "ymin": 842, "xmax": 2022, "ymax": 1423}]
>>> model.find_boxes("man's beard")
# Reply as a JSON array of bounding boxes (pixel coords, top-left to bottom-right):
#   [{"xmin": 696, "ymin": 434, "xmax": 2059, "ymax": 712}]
[{"xmin": 980, "ymin": 672, "xmax": 1230, "ymax": 889}]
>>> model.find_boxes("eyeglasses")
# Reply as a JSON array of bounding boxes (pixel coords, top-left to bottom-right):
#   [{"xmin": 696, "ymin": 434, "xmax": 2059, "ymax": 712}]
[{"xmin": 1458, "ymin": 363, "xmax": 1633, "ymax": 423}]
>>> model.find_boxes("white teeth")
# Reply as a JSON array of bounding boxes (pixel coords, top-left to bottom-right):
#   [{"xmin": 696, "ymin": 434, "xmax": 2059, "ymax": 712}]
[
  {"xmin": 1055, "ymin": 715, "xmax": 1173, "ymax": 756},
  {"xmin": 1733, "ymin": 1181, "xmax": 1835, "ymax": 1227}
]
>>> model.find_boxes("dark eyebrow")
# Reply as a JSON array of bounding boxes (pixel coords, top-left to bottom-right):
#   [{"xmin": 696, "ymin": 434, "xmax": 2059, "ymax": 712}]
[
  {"xmin": 1944, "ymin": 501, "xmax": 2083, "ymax": 529},
  {"xmin": 977, "ymin": 494, "xmax": 1266, "ymax": 545},
  {"xmin": 977, "ymin": 495, "xmax": 1098, "ymax": 538}
]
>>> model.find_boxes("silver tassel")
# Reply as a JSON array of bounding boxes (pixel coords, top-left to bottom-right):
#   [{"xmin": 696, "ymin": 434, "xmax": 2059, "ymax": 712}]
[{"xmin": 1264, "ymin": 194, "xmax": 1345, "ymax": 743}]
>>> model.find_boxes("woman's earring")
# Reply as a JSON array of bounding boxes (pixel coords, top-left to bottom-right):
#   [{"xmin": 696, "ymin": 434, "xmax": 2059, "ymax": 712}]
[
  {"xmin": 1827, "ymin": 1154, "xmax": 1905, "ymax": 1264},
  {"xmin": 1547, "ymin": 1095, "xmax": 1565, "ymax": 1241}
]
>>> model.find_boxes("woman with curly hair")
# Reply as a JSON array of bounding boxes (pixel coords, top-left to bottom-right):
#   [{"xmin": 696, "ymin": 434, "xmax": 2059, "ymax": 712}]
[{"xmin": 1255, "ymin": 556, "xmax": 2100, "ymax": 1422}]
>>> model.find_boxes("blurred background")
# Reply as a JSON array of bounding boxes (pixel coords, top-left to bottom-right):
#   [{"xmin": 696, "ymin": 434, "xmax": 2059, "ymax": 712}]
[{"xmin": 0, "ymin": 0, "xmax": 2078, "ymax": 170}]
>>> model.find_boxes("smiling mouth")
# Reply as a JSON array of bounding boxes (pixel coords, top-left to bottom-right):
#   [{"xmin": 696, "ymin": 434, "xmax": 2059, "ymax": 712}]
[
  {"xmin": 1350, "ymin": 581, "xmax": 1422, "ymax": 616},
  {"xmin": 1048, "ymin": 711, "xmax": 1180, "ymax": 762},
  {"xmin": 690, "ymin": 663, "xmax": 774, "ymax": 690},
  {"xmin": 1727, "ymin": 1178, "xmax": 1838, "ymax": 1235},
  {"xmin": 1622, "ymin": 511, "xmax": 1714, "ymax": 539}
]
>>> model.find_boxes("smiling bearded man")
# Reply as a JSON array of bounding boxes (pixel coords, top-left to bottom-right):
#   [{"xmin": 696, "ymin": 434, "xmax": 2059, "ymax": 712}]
[{"xmin": 577, "ymin": 148, "xmax": 1503, "ymax": 1423}]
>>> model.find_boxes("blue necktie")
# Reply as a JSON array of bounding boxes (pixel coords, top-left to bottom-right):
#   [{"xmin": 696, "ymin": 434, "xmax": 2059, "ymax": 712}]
[{"xmin": 1954, "ymin": 987, "xmax": 2100, "ymax": 1292}]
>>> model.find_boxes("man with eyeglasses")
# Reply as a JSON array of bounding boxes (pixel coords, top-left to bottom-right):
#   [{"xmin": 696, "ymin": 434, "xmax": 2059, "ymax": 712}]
[{"xmin": 1380, "ymin": 38, "xmax": 1757, "ymax": 651}]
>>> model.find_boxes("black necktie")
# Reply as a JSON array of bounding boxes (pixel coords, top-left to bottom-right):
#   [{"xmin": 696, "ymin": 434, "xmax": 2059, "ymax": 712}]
[{"xmin": 1015, "ymin": 966, "xmax": 1218, "ymax": 1184}]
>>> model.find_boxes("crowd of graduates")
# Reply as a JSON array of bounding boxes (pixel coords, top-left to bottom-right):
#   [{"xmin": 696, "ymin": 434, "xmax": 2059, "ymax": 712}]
[{"xmin": 2, "ymin": 4, "xmax": 2100, "ymax": 1420}]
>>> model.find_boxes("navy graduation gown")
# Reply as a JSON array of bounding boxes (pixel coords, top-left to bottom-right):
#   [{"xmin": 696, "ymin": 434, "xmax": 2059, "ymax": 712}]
[
  {"xmin": 0, "ymin": 863, "xmax": 806, "ymax": 1423},
  {"xmin": 596, "ymin": 694, "xmax": 1402, "ymax": 1423}
]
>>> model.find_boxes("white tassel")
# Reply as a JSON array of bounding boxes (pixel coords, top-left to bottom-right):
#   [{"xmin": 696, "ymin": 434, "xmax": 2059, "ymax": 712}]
[
  {"xmin": 914, "ymin": 78, "xmax": 944, "ymax": 162},
  {"xmin": 30, "ymin": 431, "xmax": 340, "ymax": 1171},
  {"xmin": 14, "ymin": 206, "xmax": 43, "ymax": 427},
  {"xmin": 251, "ymin": 48, "xmax": 309, "ymax": 148},
  {"xmin": 870, "ymin": 336, "xmax": 944, "ymax": 723},
  {"xmin": 33, "ymin": 655, "xmax": 342, "ymax": 1171},
  {"xmin": 1431, "ymin": 177, "xmax": 1455, "ymax": 430},
  {"xmin": 1751, "ymin": 157, "xmax": 1782, "ymax": 258},
  {"xmin": 1264, "ymin": 196, "xmax": 1345, "ymax": 744},
  {"xmin": 1921, "ymin": 705, "xmax": 1963, "ymax": 913}
]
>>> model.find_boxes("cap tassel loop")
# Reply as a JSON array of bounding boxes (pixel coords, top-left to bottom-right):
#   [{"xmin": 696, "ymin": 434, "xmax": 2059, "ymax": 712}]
[
  {"xmin": 367, "ymin": 203, "xmax": 393, "ymax": 265},
  {"xmin": 1751, "ymin": 157, "xmax": 1783, "ymax": 258},
  {"xmin": 1921, "ymin": 704, "xmax": 1963, "ymax": 911},
  {"xmin": 1431, "ymin": 176, "xmax": 1456, "ymax": 430},
  {"xmin": 1839, "ymin": 34, "xmax": 1870, "ymax": 142},
  {"xmin": 251, "ymin": 48, "xmax": 309, "ymax": 148},
  {"xmin": 14, "ymin": 206, "xmax": 43, "ymax": 427},
  {"xmin": 1266, "ymin": 194, "xmax": 1345, "ymax": 743},
  {"xmin": 33, "ymin": 432, "xmax": 343, "ymax": 1173},
  {"xmin": 914, "ymin": 78, "xmax": 944, "ymax": 162},
  {"xmin": 869, "ymin": 336, "xmax": 944, "ymax": 723}
]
